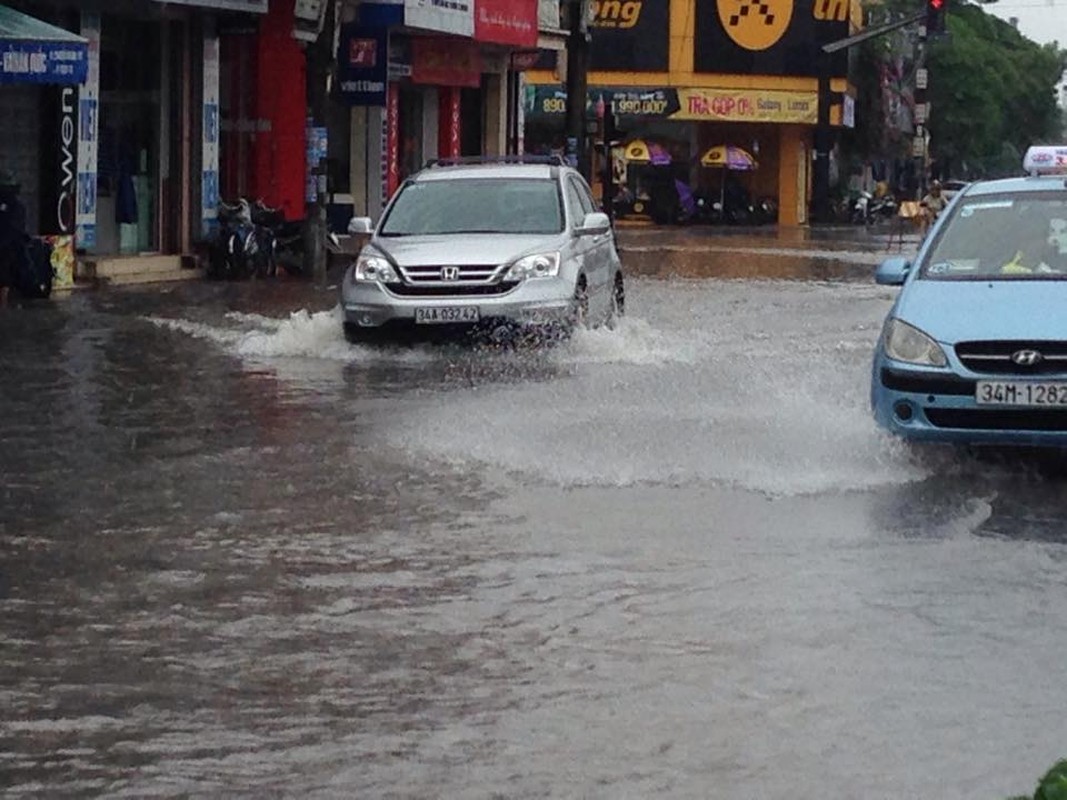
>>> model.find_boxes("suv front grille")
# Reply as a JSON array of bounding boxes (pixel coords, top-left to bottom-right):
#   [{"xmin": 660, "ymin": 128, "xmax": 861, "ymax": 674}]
[
  {"xmin": 386, "ymin": 282, "xmax": 519, "ymax": 297},
  {"xmin": 955, "ymin": 340, "xmax": 1067, "ymax": 375},
  {"xmin": 389, "ymin": 264, "xmax": 515, "ymax": 297}
]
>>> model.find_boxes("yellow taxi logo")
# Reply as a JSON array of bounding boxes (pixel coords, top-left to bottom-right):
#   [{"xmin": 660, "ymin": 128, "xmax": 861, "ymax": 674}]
[{"xmin": 717, "ymin": 0, "xmax": 792, "ymax": 51}]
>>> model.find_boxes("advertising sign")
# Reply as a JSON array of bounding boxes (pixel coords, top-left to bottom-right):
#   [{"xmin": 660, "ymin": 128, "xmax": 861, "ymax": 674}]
[
  {"xmin": 39, "ymin": 84, "xmax": 78, "ymax": 237},
  {"xmin": 411, "ymin": 37, "xmax": 481, "ymax": 87},
  {"xmin": 202, "ymin": 25, "xmax": 220, "ymax": 236},
  {"xmin": 475, "ymin": 0, "xmax": 538, "ymax": 47},
  {"xmin": 405, "ymin": 0, "xmax": 473, "ymax": 37},
  {"xmin": 525, "ymin": 85, "xmax": 680, "ymax": 118},
  {"xmin": 147, "ymin": 0, "xmax": 268, "ymax": 11},
  {"xmin": 672, "ymin": 88, "xmax": 818, "ymax": 124},
  {"xmin": 694, "ymin": 0, "xmax": 849, "ymax": 77},
  {"xmin": 0, "ymin": 40, "xmax": 87, "ymax": 85},
  {"xmin": 525, "ymin": 85, "xmax": 818, "ymax": 124},
  {"xmin": 306, "ymin": 126, "xmax": 327, "ymax": 203},
  {"xmin": 590, "ymin": 0, "xmax": 669, "ymax": 72},
  {"xmin": 337, "ymin": 23, "xmax": 388, "ymax": 106},
  {"xmin": 76, "ymin": 11, "xmax": 99, "ymax": 248}
]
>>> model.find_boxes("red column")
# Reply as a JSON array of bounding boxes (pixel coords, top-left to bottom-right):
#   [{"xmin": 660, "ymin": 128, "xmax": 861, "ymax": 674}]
[
  {"xmin": 252, "ymin": 0, "xmax": 306, "ymax": 220},
  {"xmin": 438, "ymin": 86, "xmax": 461, "ymax": 160}
]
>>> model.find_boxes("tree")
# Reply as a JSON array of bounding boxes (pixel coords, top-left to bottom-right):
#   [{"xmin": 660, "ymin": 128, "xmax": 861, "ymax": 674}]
[{"xmin": 840, "ymin": 0, "xmax": 1066, "ymax": 181}]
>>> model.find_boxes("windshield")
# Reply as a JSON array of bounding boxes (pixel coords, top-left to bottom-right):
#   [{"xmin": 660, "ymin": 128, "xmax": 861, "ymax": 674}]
[
  {"xmin": 921, "ymin": 192, "xmax": 1067, "ymax": 280},
  {"xmin": 379, "ymin": 178, "xmax": 564, "ymax": 236}
]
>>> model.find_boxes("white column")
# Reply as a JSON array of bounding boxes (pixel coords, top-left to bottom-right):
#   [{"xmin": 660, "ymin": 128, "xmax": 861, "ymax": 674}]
[
  {"xmin": 202, "ymin": 18, "xmax": 220, "ymax": 238},
  {"xmin": 76, "ymin": 11, "xmax": 101, "ymax": 251}
]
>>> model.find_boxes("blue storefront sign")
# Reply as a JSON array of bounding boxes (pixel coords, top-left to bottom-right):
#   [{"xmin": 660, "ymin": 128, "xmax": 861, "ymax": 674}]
[
  {"xmin": 0, "ymin": 6, "xmax": 88, "ymax": 85},
  {"xmin": 337, "ymin": 23, "xmax": 388, "ymax": 107}
]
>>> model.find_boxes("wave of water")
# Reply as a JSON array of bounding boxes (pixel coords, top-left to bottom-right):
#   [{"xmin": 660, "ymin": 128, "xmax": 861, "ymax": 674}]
[{"xmin": 145, "ymin": 281, "xmax": 924, "ymax": 496}]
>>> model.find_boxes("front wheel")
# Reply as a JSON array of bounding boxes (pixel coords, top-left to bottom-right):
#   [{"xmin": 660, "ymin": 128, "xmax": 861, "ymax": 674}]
[
  {"xmin": 571, "ymin": 279, "xmax": 590, "ymax": 329},
  {"xmin": 606, "ymin": 273, "xmax": 625, "ymax": 329},
  {"xmin": 343, "ymin": 323, "xmax": 372, "ymax": 345}
]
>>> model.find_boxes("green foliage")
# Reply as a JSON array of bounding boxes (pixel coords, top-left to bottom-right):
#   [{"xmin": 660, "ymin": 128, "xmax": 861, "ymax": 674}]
[
  {"xmin": 844, "ymin": 1, "xmax": 1067, "ymax": 180},
  {"xmin": 1009, "ymin": 759, "xmax": 1067, "ymax": 800}
]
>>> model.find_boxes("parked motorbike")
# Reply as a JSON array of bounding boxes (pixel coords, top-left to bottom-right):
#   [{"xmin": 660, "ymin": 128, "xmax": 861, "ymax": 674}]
[
  {"xmin": 208, "ymin": 198, "xmax": 266, "ymax": 280},
  {"xmin": 851, "ymin": 190, "xmax": 898, "ymax": 225},
  {"xmin": 251, "ymin": 199, "xmax": 345, "ymax": 276}
]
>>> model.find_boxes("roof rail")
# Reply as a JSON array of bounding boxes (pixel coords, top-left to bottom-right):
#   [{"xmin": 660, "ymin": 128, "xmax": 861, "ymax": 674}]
[{"xmin": 424, "ymin": 154, "xmax": 568, "ymax": 169}]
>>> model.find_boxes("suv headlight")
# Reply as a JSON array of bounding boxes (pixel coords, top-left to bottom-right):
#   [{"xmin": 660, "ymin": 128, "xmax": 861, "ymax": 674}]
[
  {"xmin": 352, "ymin": 253, "xmax": 398, "ymax": 282},
  {"xmin": 883, "ymin": 319, "xmax": 948, "ymax": 367},
  {"xmin": 504, "ymin": 252, "xmax": 560, "ymax": 281}
]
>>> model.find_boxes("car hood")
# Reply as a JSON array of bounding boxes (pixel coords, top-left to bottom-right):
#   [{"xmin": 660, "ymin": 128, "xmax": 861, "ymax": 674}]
[
  {"xmin": 369, "ymin": 233, "xmax": 565, "ymax": 267},
  {"xmin": 897, "ymin": 279, "xmax": 1067, "ymax": 342}
]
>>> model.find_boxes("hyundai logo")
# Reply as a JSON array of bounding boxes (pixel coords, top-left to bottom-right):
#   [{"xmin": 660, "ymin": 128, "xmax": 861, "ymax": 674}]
[
  {"xmin": 440, "ymin": 266, "xmax": 460, "ymax": 281},
  {"xmin": 1011, "ymin": 349, "xmax": 1044, "ymax": 366}
]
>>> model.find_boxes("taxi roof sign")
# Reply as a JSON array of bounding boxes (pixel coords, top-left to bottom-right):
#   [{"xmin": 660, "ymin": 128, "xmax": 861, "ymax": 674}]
[{"xmin": 1023, "ymin": 145, "xmax": 1067, "ymax": 176}]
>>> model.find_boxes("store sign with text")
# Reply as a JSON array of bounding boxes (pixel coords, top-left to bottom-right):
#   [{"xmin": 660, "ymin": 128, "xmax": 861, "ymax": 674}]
[
  {"xmin": 693, "ymin": 0, "xmax": 848, "ymax": 77},
  {"xmin": 525, "ymin": 86, "xmax": 680, "ymax": 118},
  {"xmin": 673, "ymin": 88, "xmax": 818, "ymax": 124},
  {"xmin": 590, "ymin": 0, "xmax": 669, "ymax": 72},
  {"xmin": 525, "ymin": 85, "xmax": 818, "ymax": 125},
  {"xmin": 337, "ymin": 23, "xmax": 389, "ymax": 106},
  {"xmin": 405, "ymin": 0, "xmax": 474, "ymax": 36},
  {"xmin": 147, "ymin": 0, "xmax": 268, "ymax": 11},
  {"xmin": 411, "ymin": 36, "xmax": 481, "ymax": 88},
  {"xmin": 475, "ymin": 0, "xmax": 538, "ymax": 47}
]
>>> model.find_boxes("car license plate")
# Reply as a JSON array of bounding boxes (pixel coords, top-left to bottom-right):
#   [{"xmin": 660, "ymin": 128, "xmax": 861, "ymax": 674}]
[
  {"xmin": 414, "ymin": 306, "xmax": 480, "ymax": 325},
  {"xmin": 976, "ymin": 381, "xmax": 1067, "ymax": 407}
]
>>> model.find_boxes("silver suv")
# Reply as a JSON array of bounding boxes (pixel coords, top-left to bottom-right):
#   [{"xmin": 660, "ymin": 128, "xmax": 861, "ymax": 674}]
[{"xmin": 341, "ymin": 157, "xmax": 625, "ymax": 343}]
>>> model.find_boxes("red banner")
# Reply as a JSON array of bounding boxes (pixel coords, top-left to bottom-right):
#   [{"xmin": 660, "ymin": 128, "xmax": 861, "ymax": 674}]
[
  {"xmin": 386, "ymin": 82, "xmax": 399, "ymax": 198},
  {"xmin": 411, "ymin": 37, "xmax": 482, "ymax": 88},
  {"xmin": 438, "ymin": 87, "xmax": 461, "ymax": 159},
  {"xmin": 474, "ymin": 0, "xmax": 538, "ymax": 47}
]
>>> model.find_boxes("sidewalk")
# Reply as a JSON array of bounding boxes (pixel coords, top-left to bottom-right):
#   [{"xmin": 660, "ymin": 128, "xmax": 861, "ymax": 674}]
[{"xmin": 614, "ymin": 221, "xmax": 922, "ymax": 280}]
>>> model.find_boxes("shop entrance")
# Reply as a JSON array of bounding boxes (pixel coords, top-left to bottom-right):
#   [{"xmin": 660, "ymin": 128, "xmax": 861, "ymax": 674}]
[{"xmin": 95, "ymin": 16, "xmax": 161, "ymax": 254}]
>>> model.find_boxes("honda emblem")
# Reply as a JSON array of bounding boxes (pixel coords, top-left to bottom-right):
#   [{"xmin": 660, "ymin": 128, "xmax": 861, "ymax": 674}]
[{"xmin": 440, "ymin": 266, "xmax": 460, "ymax": 281}]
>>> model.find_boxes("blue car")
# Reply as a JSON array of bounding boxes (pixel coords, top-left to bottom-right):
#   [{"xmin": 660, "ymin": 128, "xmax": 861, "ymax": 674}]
[{"xmin": 871, "ymin": 146, "xmax": 1067, "ymax": 447}]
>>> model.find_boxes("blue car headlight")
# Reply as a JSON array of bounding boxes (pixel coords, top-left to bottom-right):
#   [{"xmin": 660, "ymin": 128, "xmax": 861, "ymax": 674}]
[{"xmin": 883, "ymin": 319, "xmax": 948, "ymax": 367}]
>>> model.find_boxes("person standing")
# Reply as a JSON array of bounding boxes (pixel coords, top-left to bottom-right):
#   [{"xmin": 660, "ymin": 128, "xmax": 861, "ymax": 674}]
[
  {"xmin": 0, "ymin": 171, "xmax": 27, "ymax": 306},
  {"xmin": 920, "ymin": 180, "xmax": 947, "ymax": 224}
]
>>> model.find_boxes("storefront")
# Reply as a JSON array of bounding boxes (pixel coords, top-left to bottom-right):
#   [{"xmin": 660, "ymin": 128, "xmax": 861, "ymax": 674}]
[
  {"xmin": 0, "ymin": 3, "xmax": 88, "ymax": 287},
  {"xmin": 336, "ymin": 0, "xmax": 543, "ymax": 223},
  {"xmin": 524, "ymin": 0, "xmax": 860, "ymax": 226}
]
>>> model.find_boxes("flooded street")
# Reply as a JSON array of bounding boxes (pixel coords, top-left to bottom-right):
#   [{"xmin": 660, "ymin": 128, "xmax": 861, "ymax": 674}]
[{"xmin": 3, "ymin": 260, "xmax": 1067, "ymax": 798}]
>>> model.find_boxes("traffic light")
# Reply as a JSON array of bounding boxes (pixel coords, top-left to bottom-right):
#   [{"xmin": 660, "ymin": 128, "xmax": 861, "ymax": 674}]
[{"xmin": 926, "ymin": 0, "xmax": 946, "ymax": 35}]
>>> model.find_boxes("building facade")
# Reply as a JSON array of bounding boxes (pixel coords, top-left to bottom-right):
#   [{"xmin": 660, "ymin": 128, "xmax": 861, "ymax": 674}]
[
  {"xmin": 0, "ymin": 0, "xmax": 316, "ymax": 276},
  {"xmin": 331, "ymin": 0, "xmax": 563, "ymax": 226},
  {"xmin": 524, "ymin": 0, "xmax": 861, "ymax": 226}
]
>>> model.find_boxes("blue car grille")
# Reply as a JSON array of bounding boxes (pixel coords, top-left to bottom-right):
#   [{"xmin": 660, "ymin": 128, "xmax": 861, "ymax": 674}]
[
  {"xmin": 880, "ymin": 368, "xmax": 974, "ymax": 395},
  {"xmin": 926, "ymin": 408, "xmax": 1067, "ymax": 432},
  {"xmin": 955, "ymin": 341, "xmax": 1067, "ymax": 376}
]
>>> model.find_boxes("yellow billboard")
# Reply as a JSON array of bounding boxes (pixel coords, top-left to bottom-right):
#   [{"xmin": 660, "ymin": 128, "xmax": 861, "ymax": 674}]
[{"xmin": 672, "ymin": 88, "xmax": 818, "ymax": 124}]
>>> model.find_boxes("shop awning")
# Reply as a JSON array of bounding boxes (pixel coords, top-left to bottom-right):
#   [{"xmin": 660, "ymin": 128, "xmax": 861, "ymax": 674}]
[{"xmin": 0, "ymin": 5, "xmax": 88, "ymax": 85}]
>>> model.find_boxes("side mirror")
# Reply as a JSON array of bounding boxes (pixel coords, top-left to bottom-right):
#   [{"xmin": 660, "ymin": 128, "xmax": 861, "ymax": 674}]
[
  {"xmin": 875, "ymin": 256, "xmax": 911, "ymax": 286},
  {"xmin": 348, "ymin": 216, "xmax": 374, "ymax": 235},
  {"xmin": 576, "ymin": 211, "xmax": 611, "ymax": 236}
]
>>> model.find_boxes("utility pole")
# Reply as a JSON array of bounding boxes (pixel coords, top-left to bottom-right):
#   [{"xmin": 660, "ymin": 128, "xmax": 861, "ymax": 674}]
[
  {"xmin": 815, "ymin": 9, "xmax": 927, "ymax": 223},
  {"xmin": 913, "ymin": 35, "xmax": 928, "ymax": 200},
  {"xmin": 304, "ymin": 1, "xmax": 334, "ymax": 284},
  {"xmin": 813, "ymin": 50, "xmax": 833, "ymax": 225},
  {"xmin": 565, "ymin": 0, "xmax": 591, "ymax": 180}
]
